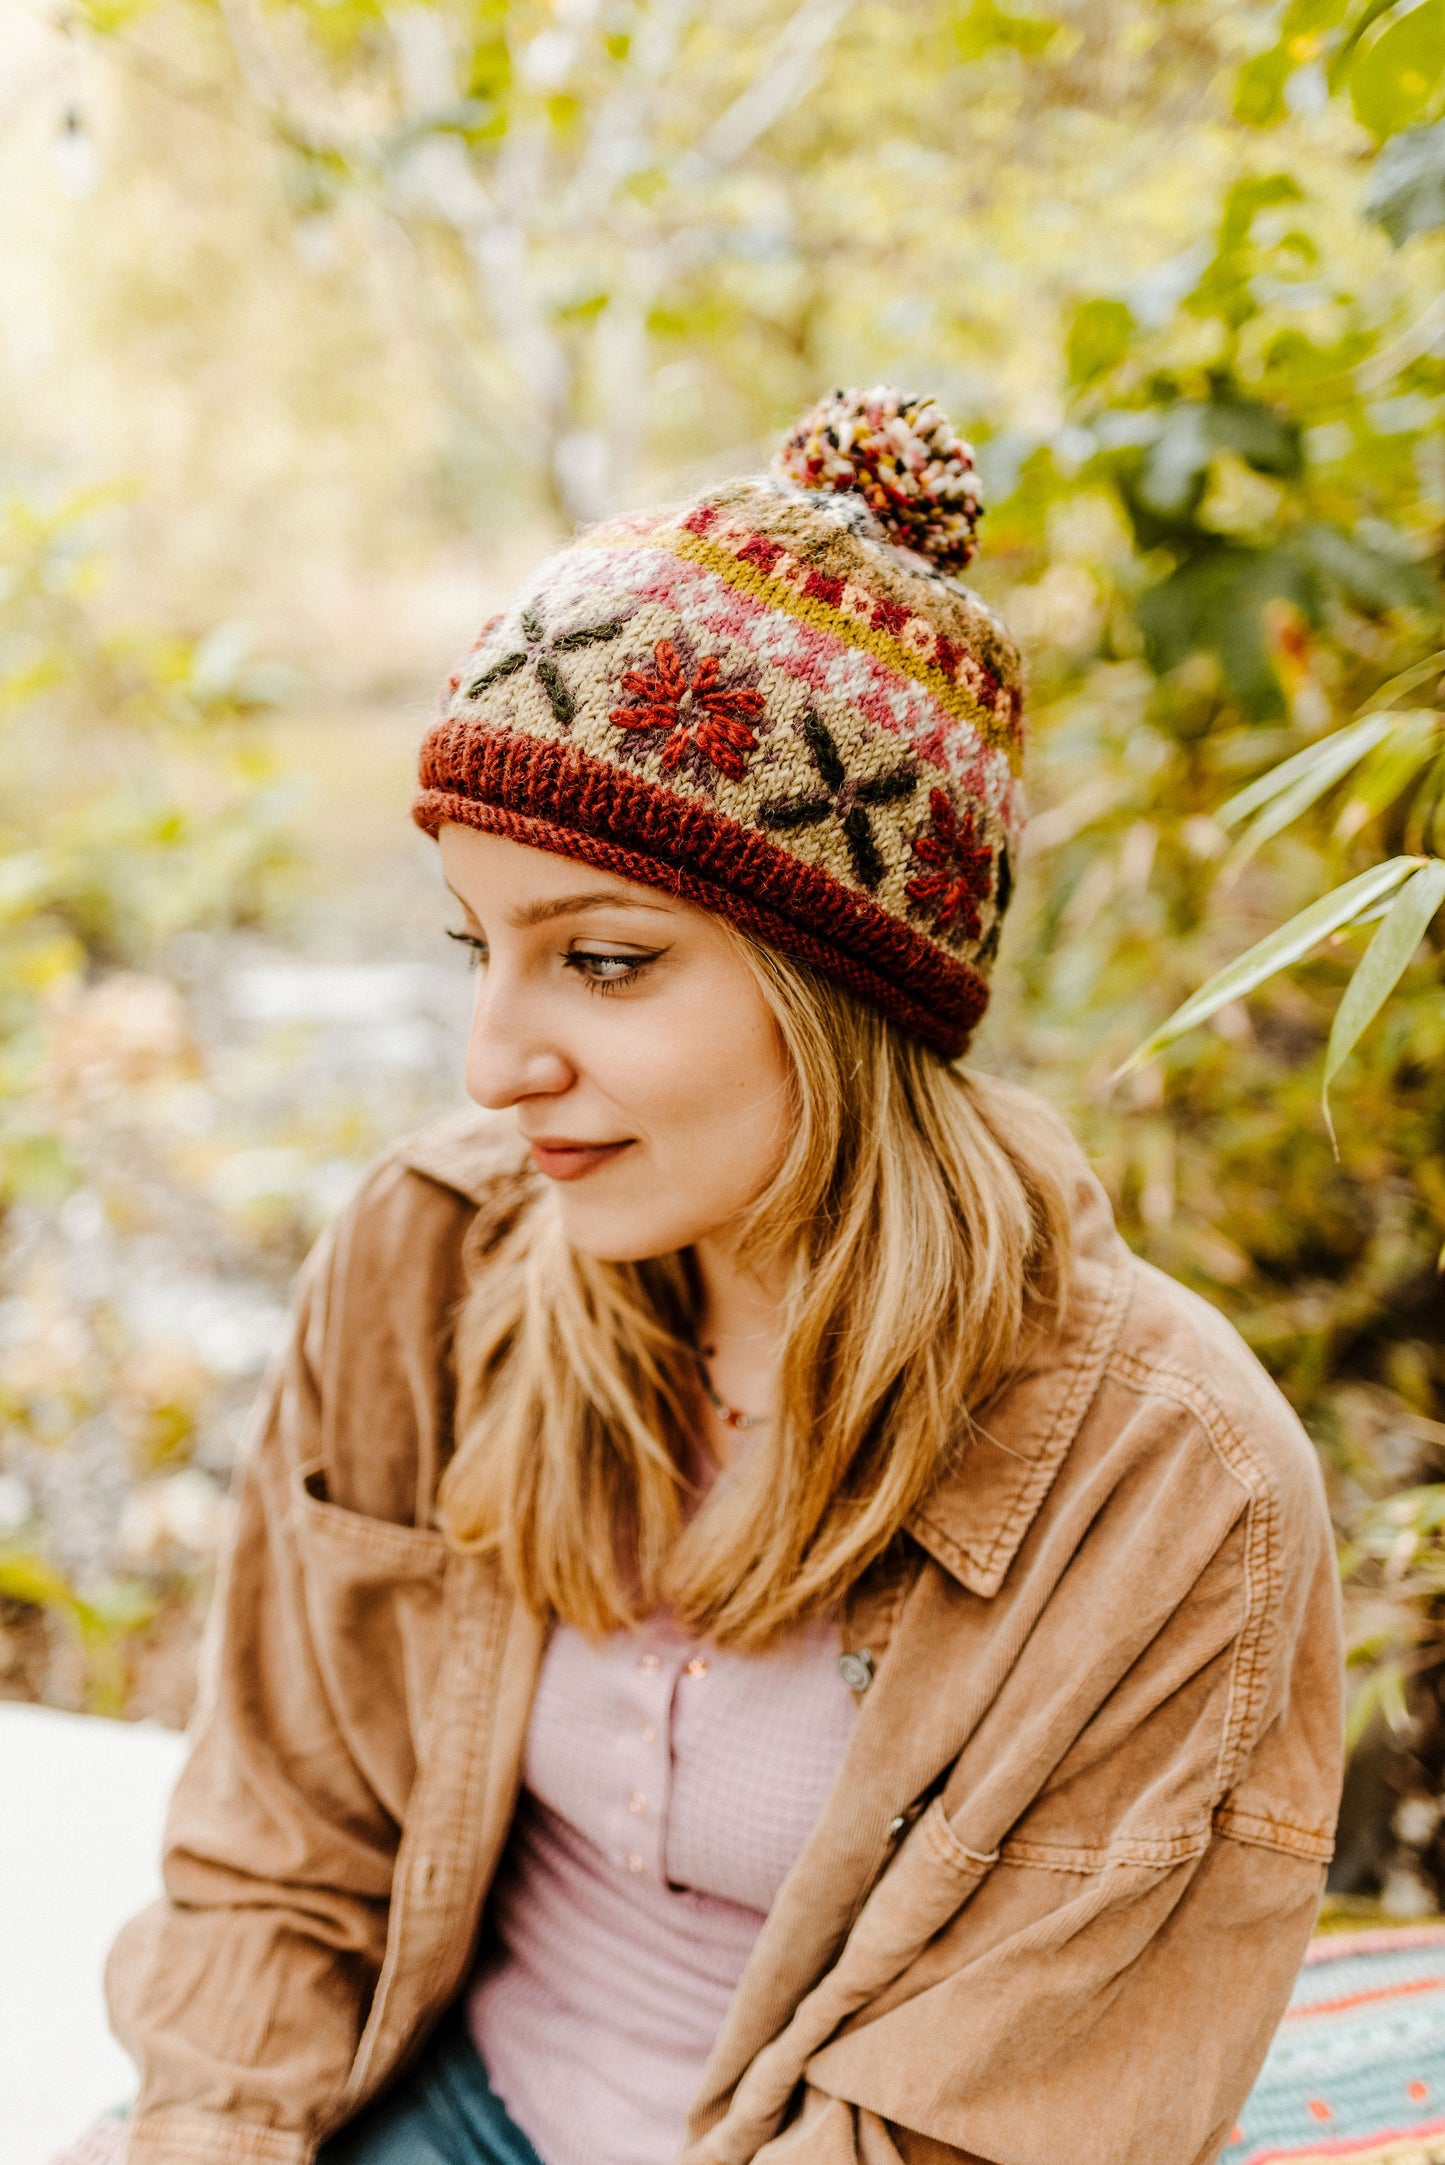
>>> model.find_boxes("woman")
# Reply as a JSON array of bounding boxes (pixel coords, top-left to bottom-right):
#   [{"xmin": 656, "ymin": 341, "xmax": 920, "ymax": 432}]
[{"xmin": 104, "ymin": 389, "xmax": 1342, "ymax": 2165}]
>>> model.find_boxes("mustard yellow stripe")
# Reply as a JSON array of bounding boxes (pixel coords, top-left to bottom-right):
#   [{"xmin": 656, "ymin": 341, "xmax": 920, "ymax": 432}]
[{"xmin": 582, "ymin": 525, "xmax": 1022, "ymax": 772}]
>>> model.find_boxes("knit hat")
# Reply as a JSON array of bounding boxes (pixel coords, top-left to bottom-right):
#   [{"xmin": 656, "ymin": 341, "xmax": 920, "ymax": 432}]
[{"xmin": 414, "ymin": 387, "xmax": 1024, "ymax": 1058}]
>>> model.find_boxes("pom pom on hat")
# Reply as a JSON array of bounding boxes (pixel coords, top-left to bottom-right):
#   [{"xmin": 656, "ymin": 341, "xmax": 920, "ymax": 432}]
[{"xmin": 773, "ymin": 386, "xmax": 984, "ymax": 575}]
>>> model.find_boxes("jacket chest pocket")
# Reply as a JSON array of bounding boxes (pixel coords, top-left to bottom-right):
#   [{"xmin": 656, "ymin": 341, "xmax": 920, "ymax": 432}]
[{"xmin": 293, "ymin": 1459, "xmax": 451, "ymax": 1823}]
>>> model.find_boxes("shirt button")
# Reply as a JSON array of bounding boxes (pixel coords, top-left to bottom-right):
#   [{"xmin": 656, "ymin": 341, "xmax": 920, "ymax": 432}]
[
  {"xmin": 685, "ymin": 1656, "xmax": 709, "ymax": 1678},
  {"xmin": 626, "ymin": 1852, "xmax": 644, "ymax": 1873},
  {"xmin": 638, "ymin": 1654, "xmax": 660, "ymax": 1674},
  {"xmin": 641, "ymin": 1724, "xmax": 656, "ymax": 1744},
  {"xmin": 629, "ymin": 1790, "xmax": 647, "ymax": 1815},
  {"xmin": 838, "ymin": 1649, "xmax": 875, "ymax": 1692}
]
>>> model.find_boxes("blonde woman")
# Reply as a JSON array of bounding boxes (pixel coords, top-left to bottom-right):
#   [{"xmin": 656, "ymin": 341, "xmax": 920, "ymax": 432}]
[{"xmin": 105, "ymin": 391, "xmax": 1342, "ymax": 2165}]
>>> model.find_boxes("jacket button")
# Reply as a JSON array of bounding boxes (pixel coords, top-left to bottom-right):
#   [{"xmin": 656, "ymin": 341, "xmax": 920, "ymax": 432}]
[{"xmin": 838, "ymin": 1649, "xmax": 875, "ymax": 1691}]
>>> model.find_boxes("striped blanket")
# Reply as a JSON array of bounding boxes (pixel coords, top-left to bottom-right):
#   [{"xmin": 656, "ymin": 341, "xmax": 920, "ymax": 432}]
[{"xmin": 1221, "ymin": 1926, "xmax": 1445, "ymax": 2164}]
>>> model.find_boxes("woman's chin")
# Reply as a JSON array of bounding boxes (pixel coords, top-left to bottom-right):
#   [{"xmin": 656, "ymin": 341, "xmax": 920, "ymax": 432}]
[{"xmin": 548, "ymin": 1188, "xmax": 706, "ymax": 1265}]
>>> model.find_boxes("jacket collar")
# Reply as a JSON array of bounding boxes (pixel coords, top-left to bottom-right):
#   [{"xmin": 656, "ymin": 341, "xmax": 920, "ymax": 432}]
[
  {"xmin": 398, "ymin": 1108, "xmax": 1135, "ymax": 1603},
  {"xmin": 905, "ymin": 1169, "xmax": 1133, "ymax": 1597}
]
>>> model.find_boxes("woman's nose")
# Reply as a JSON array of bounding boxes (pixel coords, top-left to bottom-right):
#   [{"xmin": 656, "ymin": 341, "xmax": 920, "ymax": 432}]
[{"xmin": 463, "ymin": 974, "xmax": 574, "ymax": 1111}]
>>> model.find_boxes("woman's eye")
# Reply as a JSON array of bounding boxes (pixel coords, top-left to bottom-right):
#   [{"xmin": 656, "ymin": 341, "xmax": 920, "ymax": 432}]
[
  {"xmin": 564, "ymin": 948, "xmax": 658, "ymax": 991},
  {"xmin": 446, "ymin": 929, "xmax": 487, "ymax": 968}
]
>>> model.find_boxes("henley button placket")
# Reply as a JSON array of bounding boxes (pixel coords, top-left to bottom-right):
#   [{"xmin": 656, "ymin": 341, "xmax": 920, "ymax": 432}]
[{"xmin": 618, "ymin": 1645, "xmax": 679, "ymax": 1880}]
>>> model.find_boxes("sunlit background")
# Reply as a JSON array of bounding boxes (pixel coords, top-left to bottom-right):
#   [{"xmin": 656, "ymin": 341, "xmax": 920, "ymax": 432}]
[{"xmin": 2, "ymin": 0, "xmax": 1443, "ymax": 1942}]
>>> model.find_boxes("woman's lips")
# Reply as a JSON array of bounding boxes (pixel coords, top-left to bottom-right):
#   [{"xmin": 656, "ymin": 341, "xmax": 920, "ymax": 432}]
[{"xmin": 527, "ymin": 1138, "xmax": 634, "ymax": 1183}]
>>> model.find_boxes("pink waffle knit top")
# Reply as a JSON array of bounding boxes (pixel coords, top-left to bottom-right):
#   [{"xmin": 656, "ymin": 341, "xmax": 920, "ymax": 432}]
[{"xmin": 465, "ymin": 1610, "xmax": 860, "ymax": 2165}]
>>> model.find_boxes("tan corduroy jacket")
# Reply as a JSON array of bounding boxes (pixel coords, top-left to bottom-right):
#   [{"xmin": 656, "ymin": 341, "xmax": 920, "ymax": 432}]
[{"xmin": 107, "ymin": 1108, "xmax": 1344, "ymax": 2165}]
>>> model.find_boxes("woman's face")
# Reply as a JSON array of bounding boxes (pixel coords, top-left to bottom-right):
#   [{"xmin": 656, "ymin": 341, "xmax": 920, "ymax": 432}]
[{"xmin": 437, "ymin": 824, "xmax": 793, "ymax": 1263}]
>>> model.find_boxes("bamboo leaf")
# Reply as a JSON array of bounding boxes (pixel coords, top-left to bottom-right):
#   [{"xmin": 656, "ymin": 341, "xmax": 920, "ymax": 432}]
[
  {"xmin": 1322, "ymin": 860, "xmax": 1445, "ymax": 1124},
  {"xmin": 1359, "ymin": 650, "xmax": 1445, "ymax": 713},
  {"xmin": 1116, "ymin": 857, "xmax": 1421, "ymax": 1077},
  {"xmin": 1224, "ymin": 715, "xmax": 1394, "ymax": 874},
  {"xmin": 1345, "ymin": 1660, "xmax": 1413, "ymax": 1753},
  {"xmin": 1218, "ymin": 712, "xmax": 1392, "ymax": 831},
  {"xmin": 1335, "ymin": 710, "xmax": 1441, "ymax": 839}
]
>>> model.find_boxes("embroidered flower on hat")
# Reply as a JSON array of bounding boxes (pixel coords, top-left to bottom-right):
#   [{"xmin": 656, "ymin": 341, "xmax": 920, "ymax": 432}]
[
  {"xmin": 905, "ymin": 789, "xmax": 994, "ymax": 945},
  {"xmin": 467, "ymin": 601, "xmax": 627, "ymax": 727},
  {"xmin": 758, "ymin": 713, "xmax": 917, "ymax": 892},
  {"xmin": 610, "ymin": 639, "xmax": 765, "ymax": 785}
]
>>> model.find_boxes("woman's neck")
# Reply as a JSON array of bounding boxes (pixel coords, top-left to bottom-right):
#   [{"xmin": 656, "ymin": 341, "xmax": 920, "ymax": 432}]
[{"xmin": 691, "ymin": 1236, "xmax": 787, "ymax": 1463}]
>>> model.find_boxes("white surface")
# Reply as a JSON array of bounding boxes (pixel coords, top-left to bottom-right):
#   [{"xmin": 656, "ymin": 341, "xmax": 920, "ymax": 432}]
[{"xmin": 1, "ymin": 1701, "xmax": 187, "ymax": 2165}]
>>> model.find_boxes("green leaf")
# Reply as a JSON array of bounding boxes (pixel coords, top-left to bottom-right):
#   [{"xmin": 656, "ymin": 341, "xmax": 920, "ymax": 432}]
[
  {"xmin": 1301, "ymin": 523, "xmax": 1439, "ymax": 614},
  {"xmin": 1217, "ymin": 172, "xmax": 1304, "ymax": 256},
  {"xmin": 1336, "ymin": 710, "xmax": 1442, "ymax": 835},
  {"xmin": 1136, "ymin": 544, "xmax": 1321, "ymax": 717},
  {"xmin": 1349, "ymin": 0, "xmax": 1445, "ymax": 140},
  {"xmin": 1067, "ymin": 298, "xmax": 1135, "ymax": 386},
  {"xmin": 1206, "ymin": 393, "xmax": 1304, "ymax": 479},
  {"xmin": 1322, "ymin": 859, "xmax": 1445, "ymax": 1126},
  {"xmin": 1218, "ymin": 712, "xmax": 1394, "ymax": 829},
  {"xmin": 1345, "ymin": 1659, "xmax": 1413, "ymax": 1751},
  {"xmin": 1234, "ymin": 44, "xmax": 1297, "ymax": 127},
  {"xmin": 1225, "ymin": 713, "xmax": 1395, "ymax": 872},
  {"xmin": 1116, "ymin": 856, "xmax": 1422, "ymax": 1076},
  {"xmin": 0, "ymin": 1549, "xmax": 79, "ymax": 1614},
  {"xmin": 1358, "ymin": 651, "xmax": 1445, "ymax": 713},
  {"xmin": 1128, "ymin": 394, "xmax": 1300, "ymax": 528},
  {"xmin": 1366, "ymin": 117, "xmax": 1445, "ymax": 242},
  {"xmin": 953, "ymin": 0, "xmax": 1062, "ymax": 59}
]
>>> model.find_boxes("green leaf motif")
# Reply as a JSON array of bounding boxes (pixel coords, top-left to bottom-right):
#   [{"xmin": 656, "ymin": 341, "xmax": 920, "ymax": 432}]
[
  {"xmin": 1323, "ymin": 859, "xmax": 1445, "ymax": 1128},
  {"xmin": 1365, "ymin": 117, "xmax": 1445, "ymax": 243},
  {"xmin": 1116, "ymin": 856, "xmax": 1422, "ymax": 1076}
]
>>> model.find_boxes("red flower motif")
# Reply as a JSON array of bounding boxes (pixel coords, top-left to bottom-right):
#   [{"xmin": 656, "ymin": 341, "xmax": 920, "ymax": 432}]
[
  {"xmin": 905, "ymin": 789, "xmax": 993, "ymax": 942},
  {"xmin": 610, "ymin": 639, "xmax": 764, "ymax": 782}
]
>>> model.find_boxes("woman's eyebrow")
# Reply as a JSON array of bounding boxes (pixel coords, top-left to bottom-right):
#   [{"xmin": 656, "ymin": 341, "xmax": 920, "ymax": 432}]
[
  {"xmin": 442, "ymin": 881, "xmax": 674, "ymax": 928},
  {"xmin": 510, "ymin": 891, "xmax": 675, "ymax": 928}
]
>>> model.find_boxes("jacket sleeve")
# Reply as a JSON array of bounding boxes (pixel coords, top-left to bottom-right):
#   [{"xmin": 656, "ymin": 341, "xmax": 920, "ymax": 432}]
[
  {"xmin": 755, "ymin": 1829, "xmax": 1325, "ymax": 2165},
  {"xmin": 106, "ymin": 1228, "xmax": 401, "ymax": 2165}
]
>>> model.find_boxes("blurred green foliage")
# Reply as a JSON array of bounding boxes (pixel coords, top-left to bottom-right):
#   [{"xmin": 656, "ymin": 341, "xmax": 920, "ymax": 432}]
[
  {"xmin": 976, "ymin": 6, "xmax": 1445, "ymax": 1879},
  {"xmin": 0, "ymin": 486, "xmax": 294, "ymax": 1196},
  {"xmin": 0, "ymin": 488, "xmax": 294, "ymax": 1702}
]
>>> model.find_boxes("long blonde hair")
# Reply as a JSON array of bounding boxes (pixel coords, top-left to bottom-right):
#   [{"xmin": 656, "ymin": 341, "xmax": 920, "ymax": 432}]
[{"xmin": 440, "ymin": 941, "xmax": 1078, "ymax": 1649}]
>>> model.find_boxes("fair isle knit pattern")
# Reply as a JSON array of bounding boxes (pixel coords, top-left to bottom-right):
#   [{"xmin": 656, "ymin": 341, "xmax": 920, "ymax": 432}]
[{"xmin": 414, "ymin": 397, "xmax": 1024, "ymax": 1057}]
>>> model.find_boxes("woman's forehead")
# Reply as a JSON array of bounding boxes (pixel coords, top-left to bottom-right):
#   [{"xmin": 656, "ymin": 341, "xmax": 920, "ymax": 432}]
[{"xmin": 438, "ymin": 823, "xmax": 689, "ymax": 925}]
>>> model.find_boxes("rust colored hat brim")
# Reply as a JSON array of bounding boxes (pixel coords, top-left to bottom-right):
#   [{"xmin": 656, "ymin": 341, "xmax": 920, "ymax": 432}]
[{"xmin": 414, "ymin": 726, "xmax": 987, "ymax": 1058}]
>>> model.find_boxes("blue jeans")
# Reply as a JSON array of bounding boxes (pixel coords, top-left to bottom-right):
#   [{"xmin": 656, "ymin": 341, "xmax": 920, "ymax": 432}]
[{"xmin": 319, "ymin": 2008, "xmax": 545, "ymax": 2165}]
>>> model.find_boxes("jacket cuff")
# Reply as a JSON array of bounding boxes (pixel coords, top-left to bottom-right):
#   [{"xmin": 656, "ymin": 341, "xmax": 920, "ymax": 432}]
[{"xmin": 125, "ymin": 2113, "xmax": 314, "ymax": 2165}]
